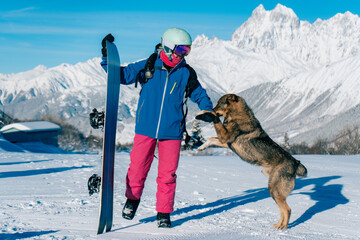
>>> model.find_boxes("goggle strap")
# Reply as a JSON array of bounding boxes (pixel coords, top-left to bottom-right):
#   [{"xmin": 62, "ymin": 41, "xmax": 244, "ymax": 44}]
[{"xmin": 161, "ymin": 38, "xmax": 175, "ymax": 51}]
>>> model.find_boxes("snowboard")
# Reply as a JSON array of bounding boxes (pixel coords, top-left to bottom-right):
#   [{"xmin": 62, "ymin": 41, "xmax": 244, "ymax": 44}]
[{"xmin": 97, "ymin": 40, "xmax": 121, "ymax": 234}]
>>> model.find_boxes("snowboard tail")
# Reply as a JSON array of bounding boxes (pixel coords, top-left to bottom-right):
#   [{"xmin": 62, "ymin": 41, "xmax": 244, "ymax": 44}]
[{"xmin": 97, "ymin": 41, "xmax": 121, "ymax": 234}]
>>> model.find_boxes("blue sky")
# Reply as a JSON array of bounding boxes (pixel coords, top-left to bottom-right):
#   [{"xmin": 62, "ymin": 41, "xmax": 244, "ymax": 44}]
[{"xmin": 1, "ymin": 0, "xmax": 360, "ymax": 74}]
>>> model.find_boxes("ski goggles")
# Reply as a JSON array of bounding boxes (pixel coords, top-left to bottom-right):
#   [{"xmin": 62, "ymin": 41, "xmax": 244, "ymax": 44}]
[
  {"xmin": 162, "ymin": 39, "xmax": 191, "ymax": 58},
  {"xmin": 173, "ymin": 45, "xmax": 191, "ymax": 57}
]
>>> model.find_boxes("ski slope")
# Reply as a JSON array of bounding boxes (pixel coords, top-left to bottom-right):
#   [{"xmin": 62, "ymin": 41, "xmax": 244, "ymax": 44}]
[{"xmin": 0, "ymin": 149, "xmax": 359, "ymax": 239}]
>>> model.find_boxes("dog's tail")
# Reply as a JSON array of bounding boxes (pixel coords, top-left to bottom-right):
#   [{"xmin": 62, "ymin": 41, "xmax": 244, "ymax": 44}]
[{"xmin": 296, "ymin": 161, "xmax": 307, "ymax": 177}]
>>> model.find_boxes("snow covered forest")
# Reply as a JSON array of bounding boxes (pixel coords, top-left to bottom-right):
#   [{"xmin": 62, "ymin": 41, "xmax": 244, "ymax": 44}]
[{"xmin": 2, "ymin": 109, "xmax": 360, "ymax": 154}]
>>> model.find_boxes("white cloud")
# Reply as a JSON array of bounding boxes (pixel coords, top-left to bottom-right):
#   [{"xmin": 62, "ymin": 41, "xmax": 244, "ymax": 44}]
[{"xmin": 1, "ymin": 7, "xmax": 37, "ymax": 18}]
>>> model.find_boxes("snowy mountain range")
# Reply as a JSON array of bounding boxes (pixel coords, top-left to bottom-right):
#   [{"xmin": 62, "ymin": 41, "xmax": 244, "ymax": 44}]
[{"xmin": 1, "ymin": 4, "xmax": 360, "ymax": 145}]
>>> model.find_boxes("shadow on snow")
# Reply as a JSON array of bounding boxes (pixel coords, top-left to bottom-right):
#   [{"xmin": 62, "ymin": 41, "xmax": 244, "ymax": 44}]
[
  {"xmin": 0, "ymin": 159, "xmax": 54, "ymax": 166},
  {"xmin": 288, "ymin": 175, "xmax": 349, "ymax": 228},
  {"xmin": 0, "ymin": 230, "xmax": 58, "ymax": 239},
  {"xmin": 139, "ymin": 175, "xmax": 349, "ymax": 228},
  {"xmin": 0, "ymin": 166, "xmax": 92, "ymax": 178}
]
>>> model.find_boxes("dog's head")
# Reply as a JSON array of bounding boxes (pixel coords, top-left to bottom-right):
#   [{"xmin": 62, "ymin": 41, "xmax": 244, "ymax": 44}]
[{"xmin": 213, "ymin": 94, "xmax": 242, "ymax": 116}]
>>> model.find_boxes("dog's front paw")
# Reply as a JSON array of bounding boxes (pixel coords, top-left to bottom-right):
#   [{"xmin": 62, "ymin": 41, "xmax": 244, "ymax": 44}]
[
  {"xmin": 195, "ymin": 110, "xmax": 219, "ymax": 123},
  {"xmin": 197, "ymin": 143, "xmax": 207, "ymax": 151},
  {"xmin": 197, "ymin": 139, "xmax": 213, "ymax": 151}
]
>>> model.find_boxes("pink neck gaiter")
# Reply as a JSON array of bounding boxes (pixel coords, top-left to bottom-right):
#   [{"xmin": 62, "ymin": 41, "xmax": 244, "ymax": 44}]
[{"xmin": 160, "ymin": 50, "xmax": 181, "ymax": 68}]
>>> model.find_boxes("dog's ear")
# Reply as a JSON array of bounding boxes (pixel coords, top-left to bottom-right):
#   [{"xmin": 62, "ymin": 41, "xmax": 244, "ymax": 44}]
[{"xmin": 226, "ymin": 94, "xmax": 239, "ymax": 103}]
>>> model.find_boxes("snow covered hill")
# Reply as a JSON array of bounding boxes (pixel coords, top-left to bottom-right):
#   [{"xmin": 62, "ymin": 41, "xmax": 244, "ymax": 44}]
[
  {"xmin": 1, "ymin": 4, "xmax": 360, "ymax": 145},
  {"xmin": 1, "ymin": 150, "xmax": 359, "ymax": 239}
]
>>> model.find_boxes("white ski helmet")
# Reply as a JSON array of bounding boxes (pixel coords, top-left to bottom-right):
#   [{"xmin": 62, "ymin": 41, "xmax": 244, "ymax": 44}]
[{"xmin": 161, "ymin": 28, "xmax": 192, "ymax": 58}]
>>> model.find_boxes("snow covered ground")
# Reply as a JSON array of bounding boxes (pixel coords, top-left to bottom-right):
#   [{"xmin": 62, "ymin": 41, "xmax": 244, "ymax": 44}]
[{"xmin": 0, "ymin": 149, "xmax": 359, "ymax": 239}]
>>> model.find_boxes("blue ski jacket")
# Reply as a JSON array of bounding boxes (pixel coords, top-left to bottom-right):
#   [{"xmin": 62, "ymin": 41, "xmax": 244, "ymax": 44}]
[{"xmin": 100, "ymin": 54, "xmax": 213, "ymax": 140}]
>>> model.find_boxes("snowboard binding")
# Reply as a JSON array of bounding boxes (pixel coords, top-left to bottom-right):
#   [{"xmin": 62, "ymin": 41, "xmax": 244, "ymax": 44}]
[
  {"xmin": 88, "ymin": 174, "xmax": 101, "ymax": 196},
  {"xmin": 90, "ymin": 108, "xmax": 105, "ymax": 129}
]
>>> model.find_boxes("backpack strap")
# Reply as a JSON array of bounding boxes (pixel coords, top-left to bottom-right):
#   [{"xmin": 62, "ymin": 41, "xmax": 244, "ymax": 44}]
[
  {"xmin": 135, "ymin": 44, "xmax": 162, "ymax": 88},
  {"xmin": 182, "ymin": 64, "xmax": 200, "ymax": 147},
  {"xmin": 135, "ymin": 52, "xmax": 159, "ymax": 88},
  {"xmin": 184, "ymin": 64, "xmax": 200, "ymax": 98}
]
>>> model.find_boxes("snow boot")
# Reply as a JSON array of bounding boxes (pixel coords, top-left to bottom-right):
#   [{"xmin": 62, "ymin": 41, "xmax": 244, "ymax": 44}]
[
  {"xmin": 122, "ymin": 199, "xmax": 140, "ymax": 220},
  {"xmin": 157, "ymin": 212, "xmax": 171, "ymax": 228}
]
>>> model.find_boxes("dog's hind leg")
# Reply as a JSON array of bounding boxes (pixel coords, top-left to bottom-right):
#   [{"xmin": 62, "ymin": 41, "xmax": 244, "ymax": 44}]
[
  {"xmin": 273, "ymin": 195, "xmax": 291, "ymax": 229},
  {"xmin": 268, "ymin": 173, "xmax": 295, "ymax": 230}
]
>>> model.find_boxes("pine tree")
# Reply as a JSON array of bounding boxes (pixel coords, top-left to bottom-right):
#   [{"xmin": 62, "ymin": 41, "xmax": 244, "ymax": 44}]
[
  {"xmin": 282, "ymin": 132, "xmax": 291, "ymax": 151},
  {"xmin": 190, "ymin": 120, "xmax": 205, "ymax": 149}
]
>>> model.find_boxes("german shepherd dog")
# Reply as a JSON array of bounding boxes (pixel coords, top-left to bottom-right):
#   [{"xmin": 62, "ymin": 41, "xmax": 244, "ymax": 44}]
[{"xmin": 197, "ymin": 94, "xmax": 307, "ymax": 229}]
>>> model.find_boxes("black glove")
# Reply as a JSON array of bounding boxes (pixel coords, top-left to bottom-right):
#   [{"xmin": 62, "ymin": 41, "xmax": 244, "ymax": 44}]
[
  {"xmin": 101, "ymin": 33, "xmax": 115, "ymax": 57},
  {"xmin": 195, "ymin": 111, "xmax": 220, "ymax": 123}
]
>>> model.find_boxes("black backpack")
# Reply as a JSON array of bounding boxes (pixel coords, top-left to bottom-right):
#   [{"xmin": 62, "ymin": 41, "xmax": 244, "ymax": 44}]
[{"xmin": 135, "ymin": 49, "xmax": 200, "ymax": 145}]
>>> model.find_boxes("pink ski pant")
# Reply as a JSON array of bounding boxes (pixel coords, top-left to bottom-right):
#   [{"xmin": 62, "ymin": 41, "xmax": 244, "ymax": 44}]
[{"xmin": 125, "ymin": 134, "xmax": 181, "ymax": 213}]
